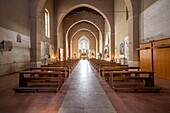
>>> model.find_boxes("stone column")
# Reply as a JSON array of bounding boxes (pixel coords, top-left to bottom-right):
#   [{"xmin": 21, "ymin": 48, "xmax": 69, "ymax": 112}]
[
  {"xmin": 54, "ymin": 34, "xmax": 58, "ymax": 57},
  {"xmin": 36, "ymin": 12, "xmax": 44, "ymax": 63},
  {"xmin": 102, "ymin": 33, "xmax": 105, "ymax": 59},
  {"xmin": 110, "ymin": 32, "xmax": 115, "ymax": 59},
  {"xmin": 29, "ymin": 3, "xmax": 43, "ymax": 67},
  {"xmin": 128, "ymin": 1, "xmax": 140, "ymax": 66}
]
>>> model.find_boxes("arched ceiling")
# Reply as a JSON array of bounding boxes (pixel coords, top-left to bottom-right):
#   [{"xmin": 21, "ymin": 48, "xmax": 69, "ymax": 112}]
[
  {"xmin": 71, "ymin": 29, "xmax": 97, "ymax": 57},
  {"xmin": 56, "ymin": 3, "xmax": 111, "ymax": 33},
  {"xmin": 61, "ymin": 5, "xmax": 109, "ymax": 58},
  {"xmin": 72, "ymin": 30, "xmax": 96, "ymax": 49},
  {"xmin": 65, "ymin": 6, "xmax": 102, "ymax": 17},
  {"xmin": 65, "ymin": 19, "xmax": 102, "ymax": 37},
  {"xmin": 71, "ymin": 28, "xmax": 97, "ymax": 42},
  {"xmin": 34, "ymin": 0, "xmax": 135, "ymax": 58},
  {"xmin": 63, "ymin": 11, "xmax": 104, "ymax": 37},
  {"xmin": 68, "ymin": 21, "xmax": 99, "ymax": 41},
  {"xmin": 35, "ymin": 0, "xmax": 133, "ymax": 34},
  {"xmin": 65, "ymin": 19, "xmax": 102, "ymax": 50}
]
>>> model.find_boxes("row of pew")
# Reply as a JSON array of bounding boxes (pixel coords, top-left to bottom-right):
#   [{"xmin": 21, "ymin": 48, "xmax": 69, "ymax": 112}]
[
  {"xmin": 13, "ymin": 59, "xmax": 80, "ymax": 93},
  {"xmin": 89, "ymin": 58, "xmax": 161, "ymax": 93}
]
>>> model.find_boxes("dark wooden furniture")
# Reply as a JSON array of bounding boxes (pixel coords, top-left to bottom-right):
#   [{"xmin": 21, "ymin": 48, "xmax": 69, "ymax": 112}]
[
  {"xmin": 103, "ymin": 71, "xmax": 154, "ymax": 87},
  {"xmin": 30, "ymin": 67, "xmax": 69, "ymax": 80},
  {"xmin": 19, "ymin": 71, "xmax": 64, "ymax": 87},
  {"xmin": 101, "ymin": 66, "xmax": 140, "ymax": 78},
  {"xmin": 153, "ymin": 38, "xmax": 170, "ymax": 80},
  {"xmin": 103, "ymin": 70, "xmax": 160, "ymax": 92},
  {"xmin": 13, "ymin": 71, "xmax": 64, "ymax": 93}
]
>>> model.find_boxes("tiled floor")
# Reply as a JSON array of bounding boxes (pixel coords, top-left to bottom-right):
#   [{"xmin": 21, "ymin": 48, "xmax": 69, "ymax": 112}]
[
  {"xmin": 0, "ymin": 60, "xmax": 170, "ymax": 113},
  {"xmin": 58, "ymin": 60, "xmax": 117, "ymax": 113}
]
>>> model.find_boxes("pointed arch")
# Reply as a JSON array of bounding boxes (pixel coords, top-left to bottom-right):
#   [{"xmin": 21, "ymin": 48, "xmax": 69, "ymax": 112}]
[
  {"xmin": 57, "ymin": 4, "xmax": 111, "ymax": 34},
  {"xmin": 70, "ymin": 28, "xmax": 98, "ymax": 57},
  {"xmin": 65, "ymin": 20, "xmax": 101, "ymax": 58}
]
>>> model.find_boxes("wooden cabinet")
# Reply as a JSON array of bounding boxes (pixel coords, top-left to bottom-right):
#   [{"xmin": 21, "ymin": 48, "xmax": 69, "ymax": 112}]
[
  {"xmin": 153, "ymin": 39, "xmax": 170, "ymax": 80},
  {"xmin": 139, "ymin": 38, "xmax": 170, "ymax": 80},
  {"xmin": 139, "ymin": 42, "xmax": 153, "ymax": 71}
]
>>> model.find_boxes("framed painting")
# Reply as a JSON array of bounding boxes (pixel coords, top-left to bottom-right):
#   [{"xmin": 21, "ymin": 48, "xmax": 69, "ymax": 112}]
[{"xmin": 120, "ymin": 42, "xmax": 124, "ymax": 55}]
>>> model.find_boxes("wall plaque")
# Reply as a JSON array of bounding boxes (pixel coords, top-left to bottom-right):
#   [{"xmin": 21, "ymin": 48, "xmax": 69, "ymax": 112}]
[
  {"xmin": 17, "ymin": 34, "xmax": 21, "ymax": 43},
  {"xmin": 0, "ymin": 40, "xmax": 13, "ymax": 55}
]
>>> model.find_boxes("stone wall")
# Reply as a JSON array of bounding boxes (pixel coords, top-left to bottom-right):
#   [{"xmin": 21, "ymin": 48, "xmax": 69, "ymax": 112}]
[
  {"xmin": 43, "ymin": 0, "xmax": 54, "ymax": 43},
  {"xmin": 0, "ymin": 0, "xmax": 30, "ymax": 36},
  {"xmin": 0, "ymin": 0, "xmax": 31, "ymax": 76},
  {"xmin": 0, "ymin": 27, "xmax": 31, "ymax": 76}
]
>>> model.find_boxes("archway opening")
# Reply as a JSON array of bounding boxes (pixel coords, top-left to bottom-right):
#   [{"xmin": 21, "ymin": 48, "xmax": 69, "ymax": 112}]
[
  {"xmin": 58, "ymin": 5, "xmax": 111, "ymax": 59},
  {"xmin": 78, "ymin": 35, "xmax": 90, "ymax": 59},
  {"xmin": 70, "ymin": 28, "xmax": 98, "ymax": 58}
]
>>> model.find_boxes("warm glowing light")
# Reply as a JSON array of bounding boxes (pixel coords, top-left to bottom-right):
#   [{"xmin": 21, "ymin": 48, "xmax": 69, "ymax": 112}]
[
  {"xmin": 51, "ymin": 55, "xmax": 55, "ymax": 59},
  {"xmin": 111, "ymin": 53, "xmax": 115, "ymax": 59}
]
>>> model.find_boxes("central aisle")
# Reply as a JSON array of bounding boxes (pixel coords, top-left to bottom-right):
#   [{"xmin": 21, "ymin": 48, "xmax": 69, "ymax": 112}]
[{"xmin": 58, "ymin": 60, "xmax": 117, "ymax": 113}]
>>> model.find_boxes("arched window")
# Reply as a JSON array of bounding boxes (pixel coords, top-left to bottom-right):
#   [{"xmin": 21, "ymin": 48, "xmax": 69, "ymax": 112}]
[
  {"xmin": 78, "ymin": 36, "xmax": 89, "ymax": 51},
  {"xmin": 45, "ymin": 9, "xmax": 50, "ymax": 38}
]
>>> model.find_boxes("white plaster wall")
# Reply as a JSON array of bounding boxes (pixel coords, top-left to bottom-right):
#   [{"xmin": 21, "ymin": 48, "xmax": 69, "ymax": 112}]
[
  {"xmin": 0, "ymin": 27, "xmax": 31, "ymax": 76},
  {"xmin": 140, "ymin": 0, "xmax": 170, "ymax": 42}
]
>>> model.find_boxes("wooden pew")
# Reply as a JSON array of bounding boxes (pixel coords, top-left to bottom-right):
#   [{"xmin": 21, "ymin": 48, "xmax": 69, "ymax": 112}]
[
  {"xmin": 98, "ymin": 63, "xmax": 124, "ymax": 72},
  {"xmin": 101, "ymin": 66, "xmax": 140, "ymax": 78},
  {"xmin": 13, "ymin": 71, "xmax": 64, "ymax": 93},
  {"xmin": 104, "ymin": 71, "xmax": 154, "ymax": 87},
  {"xmin": 89, "ymin": 58, "xmax": 161, "ymax": 92},
  {"xmin": 50, "ymin": 59, "xmax": 80, "ymax": 71},
  {"xmin": 89, "ymin": 58, "xmax": 112, "ymax": 71},
  {"xmin": 29, "ymin": 67, "xmax": 69, "ymax": 79},
  {"xmin": 40, "ymin": 58, "xmax": 80, "ymax": 75},
  {"xmin": 13, "ymin": 87, "xmax": 60, "ymax": 93},
  {"xmin": 103, "ymin": 71, "xmax": 160, "ymax": 92},
  {"xmin": 13, "ymin": 59, "xmax": 80, "ymax": 93},
  {"xmin": 18, "ymin": 71, "xmax": 64, "ymax": 87},
  {"xmin": 41, "ymin": 64, "xmax": 71, "ymax": 75}
]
